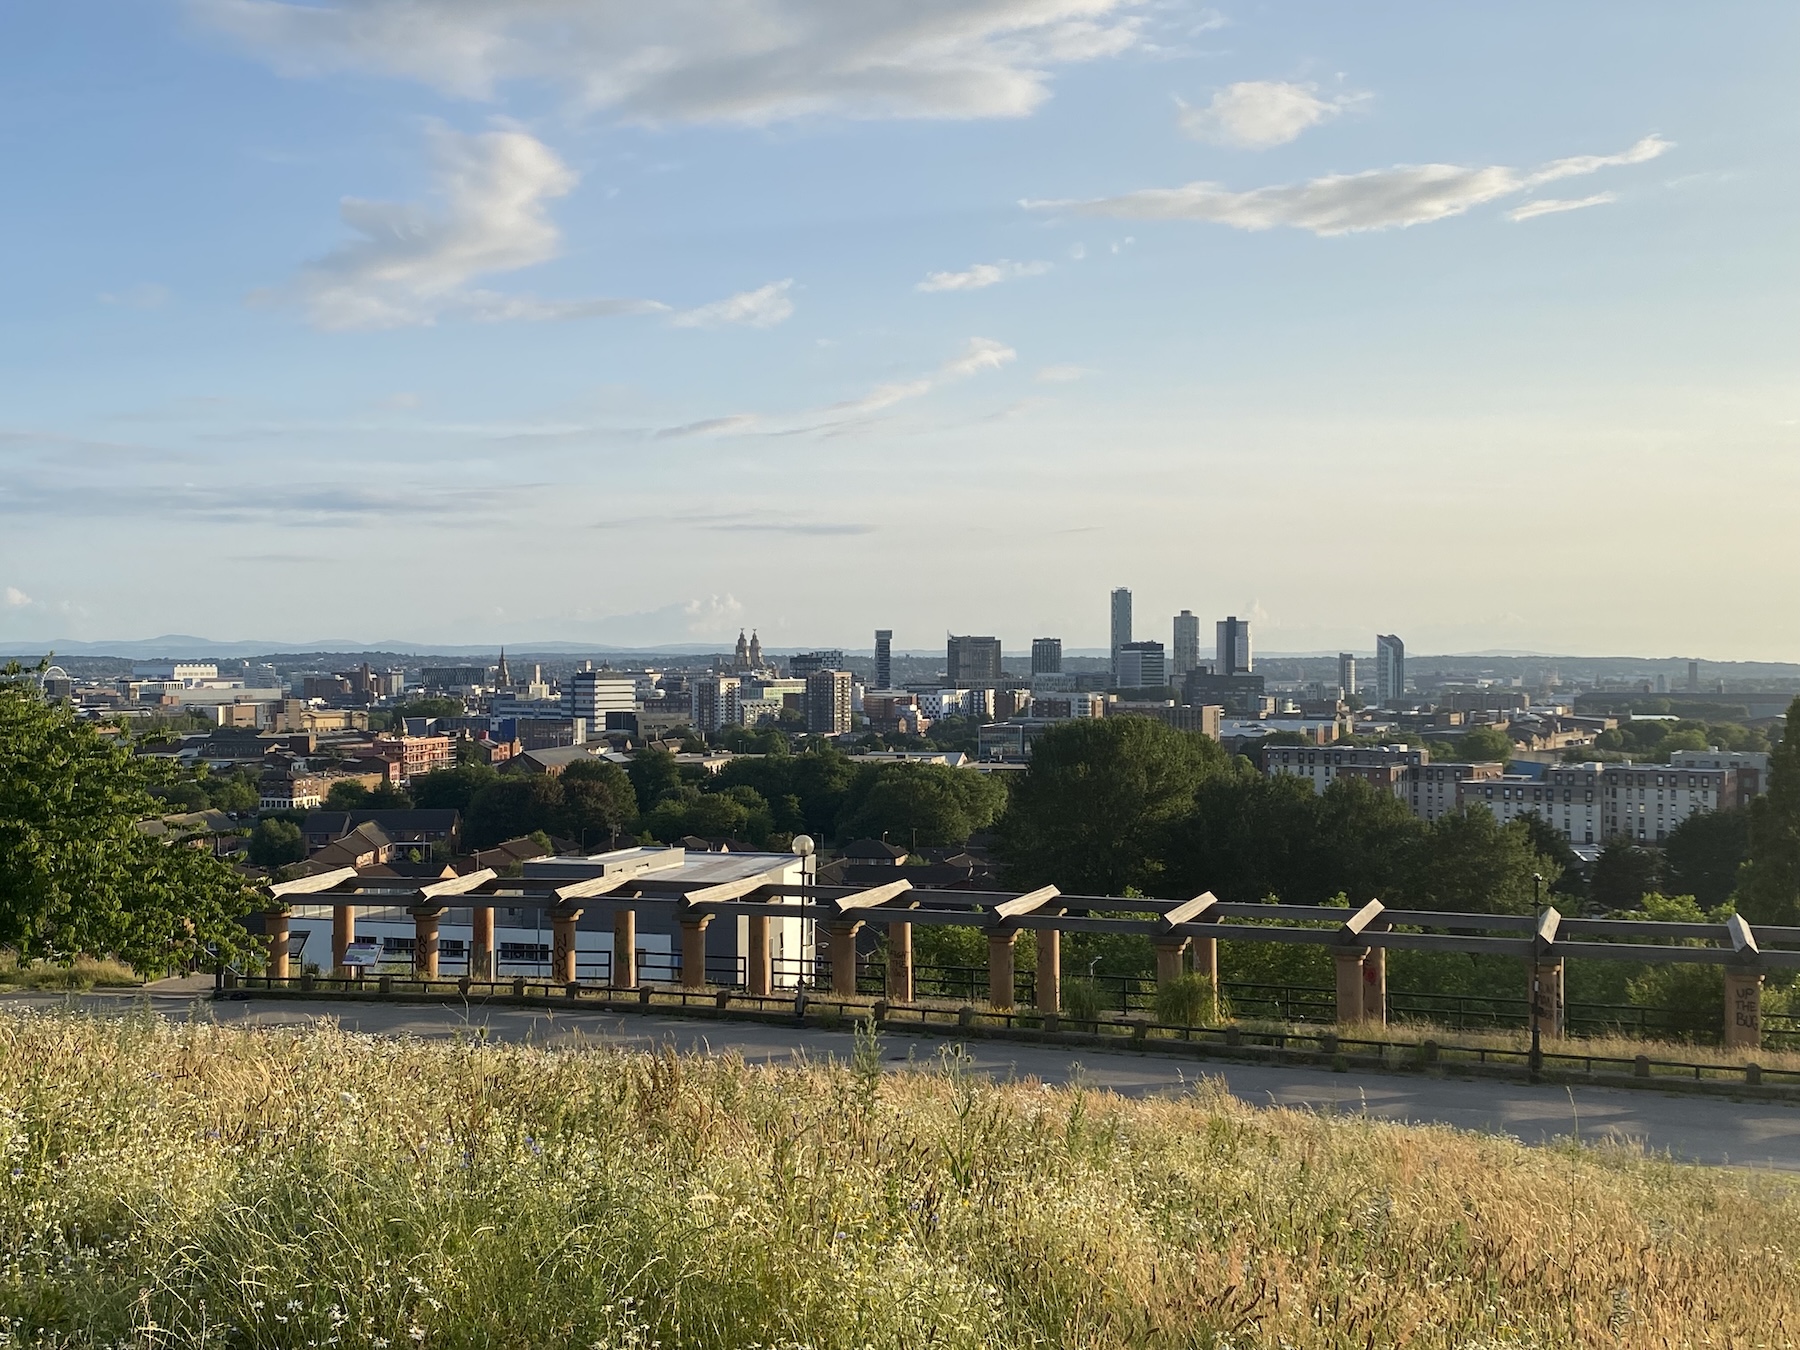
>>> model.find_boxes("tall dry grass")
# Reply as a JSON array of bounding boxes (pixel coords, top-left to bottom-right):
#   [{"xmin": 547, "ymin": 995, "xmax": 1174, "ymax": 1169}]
[
  {"xmin": 0, "ymin": 1008, "xmax": 1796, "ymax": 1348},
  {"xmin": 0, "ymin": 954, "xmax": 141, "ymax": 991}
]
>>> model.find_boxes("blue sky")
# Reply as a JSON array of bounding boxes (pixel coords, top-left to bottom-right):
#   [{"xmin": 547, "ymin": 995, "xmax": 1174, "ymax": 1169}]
[{"xmin": 2, "ymin": 2, "xmax": 1795, "ymax": 657}]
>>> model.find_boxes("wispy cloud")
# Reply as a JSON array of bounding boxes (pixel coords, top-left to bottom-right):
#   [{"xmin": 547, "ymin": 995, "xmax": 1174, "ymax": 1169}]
[
  {"xmin": 916, "ymin": 259, "xmax": 1052, "ymax": 292},
  {"xmin": 1030, "ymin": 134, "xmax": 1670, "ymax": 235},
  {"xmin": 191, "ymin": 0, "xmax": 1146, "ymax": 124},
  {"xmin": 671, "ymin": 280, "xmax": 794, "ymax": 329},
  {"xmin": 98, "ymin": 283, "xmax": 172, "ymax": 309},
  {"xmin": 3, "ymin": 587, "xmax": 32, "ymax": 608},
  {"xmin": 1507, "ymin": 192, "xmax": 1617, "ymax": 222},
  {"xmin": 1177, "ymin": 81, "xmax": 1360, "ymax": 149}
]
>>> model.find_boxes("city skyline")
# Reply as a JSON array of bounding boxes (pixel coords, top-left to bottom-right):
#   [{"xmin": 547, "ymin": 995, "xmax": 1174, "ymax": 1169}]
[{"xmin": 2, "ymin": 4, "xmax": 1796, "ymax": 658}]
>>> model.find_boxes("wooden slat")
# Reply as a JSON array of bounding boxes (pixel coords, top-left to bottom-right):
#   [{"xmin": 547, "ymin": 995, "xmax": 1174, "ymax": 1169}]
[
  {"xmin": 1728, "ymin": 913, "xmax": 1760, "ymax": 957},
  {"xmin": 1535, "ymin": 907, "xmax": 1562, "ymax": 950},
  {"xmin": 681, "ymin": 866, "xmax": 795, "ymax": 908},
  {"xmin": 267, "ymin": 867, "xmax": 360, "ymax": 898},
  {"xmin": 830, "ymin": 879, "xmax": 914, "ymax": 914},
  {"xmin": 992, "ymin": 885, "xmax": 1060, "ymax": 921},
  {"xmin": 418, "ymin": 869, "xmax": 497, "ymax": 899},
  {"xmin": 552, "ymin": 872, "xmax": 643, "ymax": 903},
  {"xmin": 1341, "ymin": 899, "xmax": 1385, "ymax": 939},
  {"xmin": 1160, "ymin": 891, "xmax": 1219, "ymax": 929}
]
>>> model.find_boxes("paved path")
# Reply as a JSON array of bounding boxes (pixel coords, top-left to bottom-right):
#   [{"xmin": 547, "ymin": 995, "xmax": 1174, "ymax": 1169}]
[{"xmin": 10, "ymin": 986, "xmax": 1800, "ymax": 1172}]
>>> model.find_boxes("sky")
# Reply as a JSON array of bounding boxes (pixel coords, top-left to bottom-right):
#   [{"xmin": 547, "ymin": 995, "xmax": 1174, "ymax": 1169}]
[{"xmin": 1, "ymin": 2, "xmax": 1796, "ymax": 658}]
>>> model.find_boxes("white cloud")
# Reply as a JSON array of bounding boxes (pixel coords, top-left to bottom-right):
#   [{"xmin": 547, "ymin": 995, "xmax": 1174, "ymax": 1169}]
[
  {"xmin": 1178, "ymin": 81, "xmax": 1353, "ymax": 149},
  {"xmin": 940, "ymin": 336, "xmax": 1017, "ymax": 379},
  {"xmin": 2, "ymin": 586, "xmax": 31, "ymax": 608},
  {"xmin": 1507, "ymin": 192, "xmax": 1617, "ymax": 223},
  {"xmin": 1032, "ymin": 134, "xmax": 1670, "ymax": 236},
  {"xmin": 671, "ymin": 280, "xmax": 795, "ymax": 329},
  {"xmin": 98, "ymin": 283, "xmax": 172, "ymax": 309},
  {"xmin": 191, "ymin": 0, "xmax": 1145, "ymax": 124},
  {"xmin": 1035, "ymin": 363, "xmax": 1091, "ymax": 382},
  {"xmin": 916, "ymin": 259, "xmax": 1052, "ymax": 292}
]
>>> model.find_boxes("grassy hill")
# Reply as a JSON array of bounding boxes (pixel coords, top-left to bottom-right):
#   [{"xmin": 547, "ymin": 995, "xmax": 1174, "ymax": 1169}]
[{"xmin": 0, "ymin": 1010, "xmax": 1794, "ymax": 1348}]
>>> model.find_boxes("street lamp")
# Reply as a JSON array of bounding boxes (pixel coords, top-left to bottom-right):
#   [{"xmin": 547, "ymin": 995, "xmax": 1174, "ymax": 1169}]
[
  {"xmin": 1529, "ymin": 871, "xmax": 1544, "ymax": 1081},
  {"xmin": 791, "ymin": 835, "xmax": 816, "ymax": 992}
]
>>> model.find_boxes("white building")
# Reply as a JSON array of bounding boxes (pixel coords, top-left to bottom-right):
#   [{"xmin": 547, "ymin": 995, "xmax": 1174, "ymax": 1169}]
[
  {"xmin": 1669, "ymin": 749, "xmax": 1770, "ymax": 804},
  {"xmin": 132, "ymin": 661, "xmax": 218, "ymax": 685},
  {"xmin": 692, "ymin": 676, "xmax": 743, "ymax": 733},
  {"xmin": 1600, "ymin": 762, "xmax": 1733, "ymax": 845},
  {"xmin": 565, "ymin": 671, "xmax": 637, "ymax": 737},
  {"xmin": 1264, "ymin": 744, "xmax": 1427, "ymax": 797}
]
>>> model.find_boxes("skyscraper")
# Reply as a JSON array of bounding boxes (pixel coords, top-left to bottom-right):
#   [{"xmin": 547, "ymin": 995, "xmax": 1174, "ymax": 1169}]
[
  {"xmin": 946, "ymin": 634, "xmax": 1003, "ymax": 686},
  {"xmin": 1375, "ymin": 634, "xmax": 1406, "ymax": 706},
  {"xmin": 1110, "ymin": 587, "xmax": 1132, "ymax": 683},
  {"xmin": 1117, "ymin": 641, "xmax": 1167, "ymax": 689},
  {"xmin": 1215, "ymin": 616, "xmax": 1252, "ymax": 676},
  {"xmin": 1172, "ymin": 610, "xmax": 1201, "ymax": 679},
  {"xmin": 1030, "ymin": 637, "xmax": 1063, "ymax": 674},
  {"xmin": 874, "ymin": 630, "xmax": 893, "ymax": 690},
  {"xmin": 1338, "ymin": 652, "xmax": 1357, "ymax": 697},
  {"xmin": 805, "ymin": 669, "xmax": 853, "ymax": 735}
]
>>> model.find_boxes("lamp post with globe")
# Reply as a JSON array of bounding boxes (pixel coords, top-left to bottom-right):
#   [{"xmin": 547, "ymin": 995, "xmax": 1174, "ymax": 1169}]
[{"xmin": 791, "ymin": 834, "xmax": 816, "ymax": 992}]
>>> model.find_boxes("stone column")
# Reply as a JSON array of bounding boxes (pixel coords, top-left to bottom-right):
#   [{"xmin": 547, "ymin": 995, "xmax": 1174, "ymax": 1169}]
[
  {"xmin": 1035, "ymin": 925, "xmax": 1061, "ymax": 1014},
  {"xmin": 1725, "ymin": 967, "xmax": 1763, "ymax": 1050},
  {"xmin": 470, "ymin": 906, "xmax": 495, "ymax": 980},
  {"xmin": 332, "ymin": 904, "xmax": 355, "ymax": 976},
  {"xmin": 1361, "ymin": 945, "xmax": 1387, "ymax": 1027},
  {"xmin": 612, "ymin": 907, "xmax": 637, "ymax": 988},
  {"xmin": 747, "ymin": 911, "xmax": 772, "ymax": 996},
  {"xmin": 886, "ymin": 921, "xmax": 914, "ymax": 1003},
  {"xmin": 1333, "ymin": 948, "xmax": 1369, "ymax": 1026},
  {"xmin": 1193, "ymin": 935, "xmax": 1220, "ymax": 1021},
  {"xmin": 1529, "ymin": 958, "xmax": 1565, "ymax": 1039},
  {"xmin": 551, "ymin": 907, "xmax": 583, "ymax": 986},
  {"xmin": 1154, "ymin": 937, "xmax": 1191, "ymax": 986},
  {"xmin": 987, "ymin": 930, "xmax": 1019, "ymax": 1011},
  {"xmin": 266, "ymin": 910, "xmax": 291, "ymax": 980},
  {"xmin": 828, "ymin": 920, "xmax": 863, "ymax": 997},
  {"xmin": 679, "ymin": 915, "xmax": 712, "ymax": 989},
  {"xmin": 411, "ymin": 907, "xmax": 442, "ymax": 979}
]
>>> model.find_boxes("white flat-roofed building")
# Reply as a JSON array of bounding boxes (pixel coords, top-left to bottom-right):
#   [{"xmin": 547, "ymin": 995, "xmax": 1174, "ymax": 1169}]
[
  {"xmin": 1668, "ymin": 749, "xmax": 1770, "ymax": 805},
  {"xmin": 1411, "ymin": 761, "xmax": 1504, "ymax": 822},
  {"xmin": 1601, "ymin": 762, "xmax": 1733, "ymax": 845},
  {"xmin": 1264, "ymin": 744, "xmax": 1427, "ymax": 798}
]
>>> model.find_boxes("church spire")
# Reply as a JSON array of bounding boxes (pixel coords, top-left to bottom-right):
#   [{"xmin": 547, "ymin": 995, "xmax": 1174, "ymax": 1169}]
[{"xmin": 496, "ymin": 646, "xmax": 512, "ymax": 688}]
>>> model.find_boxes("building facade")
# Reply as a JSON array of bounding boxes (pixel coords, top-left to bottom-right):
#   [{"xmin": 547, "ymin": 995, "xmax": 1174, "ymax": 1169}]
[
  {"xmin": 946, "ymin": 635, "xmax": 1003, "ymax": 686},
  {"xmin": 1215, "ymin": 616, "xmax": 1252, "ymax": 676},
  {"xmin": 1110, "ymin": 587, "xmax": 1132, "ymax": 683},
  {"xmin": 1375, "ymin": 635, "xmax": 1405, "ymax": 706},
  {"xmin": 1172, "ymin": 611, "xmax": 1201, "ymax": 680},
  {"xmin": 566, "ymin": 670, "xmax": 637, "ymax": 737},
  {"xmin": 1116, "ymin": 640, "xmax": 1167, "ymax": 690},
  {"xmin": 692, "ymin": 676, "xmax": 743, "ymax": 733},
  {"xmin": 1668, "ymin": 750, "xmax": 1770, "ymax": 805},
  {"xmin": 1338, "ymin": 652, "xmax": 1357, "ymax": 698},
  {"xmin": 1030, "ymin": 637, "xmax": 1063, "ymax": 675},
  {"xmin": 805, "ymin": 670, "xmax": 854, "ymax": 735},
  {"xmin": 874, "ymin": 630, "xmax": 893, "ymax": 690}
]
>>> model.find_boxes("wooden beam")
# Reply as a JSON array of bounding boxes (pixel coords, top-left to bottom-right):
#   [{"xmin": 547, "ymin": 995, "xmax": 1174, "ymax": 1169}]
[
  {"xmin": 552, "ymin": 872, "xmax": 642, "ymax": 903},
  {"xmin": 992, "ymin": 885, "xmax": 1061, "ymax": 921},
  {"xmin": 1159, "ymin": 892, "xmax": 1219, "ymax": 929},
  {"xmin": 680, "ymin": 866, "xmax": 794, "ymax": 908},
  {"xmin": 418, "ymin": 869, "xmax": 497, "ymax": 899},
  {"xmin": 830, "ymin": 879, "xmax": 914, "ymax": 913},
  {"xmin": 1341, "ymin": 899, "xmax": 1385, "ymax": 939},
  {"xmin": 1728, "ymin": 913, "xmax": 1760, "ymax": 958},
  {"xmin": 1535, "ymin": 907, "xmax": 1561, "ymax": 951},
  {"xmin": 267, "ymin": 867, "xmax": 360, "ymax": 899}
]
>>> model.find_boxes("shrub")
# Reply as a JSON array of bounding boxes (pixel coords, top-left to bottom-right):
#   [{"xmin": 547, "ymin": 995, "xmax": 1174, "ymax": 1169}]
[
  {"xmin": 1153, "ymin": 972, "xmax": 1224, "ymax": 1027},
  {"xmin": 1061, "ymin": 978, "xmax": 1103, "ymax": 1023}
]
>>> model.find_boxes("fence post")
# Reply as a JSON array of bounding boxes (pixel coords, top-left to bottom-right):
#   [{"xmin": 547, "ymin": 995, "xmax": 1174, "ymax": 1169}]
[
  {"xmin": 1333, "ymin": 947, "xmax": 1368, "ymax": 1025},
  {"xmin": 1725, "ymin": 967, "xmax": 1763, "ymax": 1050},
  {"xmin": 1529, "ymin": 958, "xmax": 1565, "ymax": 1039},
  {"xmin": 886, "ymin": 920, "xmax": 914, "ymax": 1003},
  {"xmin": 987, "ymin": 930, "xmax": 1019, "ymax": 1012}
]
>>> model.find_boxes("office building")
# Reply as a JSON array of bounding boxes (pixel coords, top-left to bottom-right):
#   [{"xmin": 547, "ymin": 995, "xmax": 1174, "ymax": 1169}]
[
  {"xmin": 1030, "ymin": 637, "xmax": 1063, "ymax": 675},
  {"xmin": 1110, "ymin": 588, "xmax": 1132, "ymax": 683},
  {"xmin": 1375, "ymin": 634, "xmax": 1406, "ymax": 706},
  {"xmin": 805, "ymin": 670, "xmax": 854, "ymax": 735},
  {"xmin": 1172, "ymin": 611, "xmax": 1201, "ymax": 680},
  {"xmin": 874, "ymin": 630, "xmax": 893, "ymax": 690},
  {"xmin": 566, "ymin": 670, "xmax": 637, "ymax": 737},
  {"xmin": 132, "ymin": 661, "xmax": 218, "ymax": 685},
  {"xmin": 1116, "ymin": 641, "xmax": 1167, "ymax": 690},
  {"xmin": 1338, "ymin": 653, "xmax": 1357, "ymax": 697},
  {"xmin": 1215, "ymin": 616, "xmax": 1252, "ymax": 676},
  {"xmin": 787, "ymin": 650, "xmax": 845, "ymax": 680},
  {"xmin": 946, "ymin": 634, "xmax": 1002, "ymax": 687},
  {"xmin": 692, "ymin": 676, "xmax": 743, "ymax": 733}
]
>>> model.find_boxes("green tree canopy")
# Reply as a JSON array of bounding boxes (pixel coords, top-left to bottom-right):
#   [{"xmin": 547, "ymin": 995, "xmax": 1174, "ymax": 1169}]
[
  {"xmin": 411, "ymin": 762, "xmax": 498, "ymax": 814},
  {"xmin": 557, "ymin": 760, "xmax": 639, "ymax": 850},
  {"xmin": 248, "ymin": 819, "xmax": 306, "ymax": 868},
  {"xmin": 1739, "ymin": 699, "xmax": 1800, "ymax": 924},
  {"xmin": 464, "ymin": 777, "xmax": 565, "ymax": 850},
  {"xmin": 997, "ymin": 718, "xmax": 1225, "ymax": 895},
  {"xmin": 0, "ymin": 675, "xmax": 254, "ymax": 971},
  {"xmin": 1453, "ymin": 725, "xmax": 1513, "ymax": 764},
  {"xmin": 1588, "ymin": 839, "xmax": 1660, "ymax": 912},
  {"xmin": 835, "ymin": 763, "xmax": 1007, "ymax": 850},
  {"xmin": 1662, "ymin": 807, "xmax": 1750, "ymax": 910},
  {"xmin": 324, "ymin": 780, "xmax": 370, "ymax": 811},
  {"xmin": 1398, "ymin": 809, "xmax": 1559, "ymax": 914}
]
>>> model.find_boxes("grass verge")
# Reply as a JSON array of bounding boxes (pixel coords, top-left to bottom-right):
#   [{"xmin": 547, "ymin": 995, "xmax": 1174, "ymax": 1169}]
[
  {"xmin": 0, "ymin": 954, "xmax": 142, "ymax": 991},
  {"xmin": 2, "ymin": 1008, "xmax": 1797, "ymax": 1347}
]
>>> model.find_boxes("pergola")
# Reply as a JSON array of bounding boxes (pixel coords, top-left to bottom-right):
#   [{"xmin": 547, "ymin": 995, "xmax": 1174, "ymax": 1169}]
[{"xmin": 262, "ymin": 871, "xmax": 1796, "ymax": 1049}]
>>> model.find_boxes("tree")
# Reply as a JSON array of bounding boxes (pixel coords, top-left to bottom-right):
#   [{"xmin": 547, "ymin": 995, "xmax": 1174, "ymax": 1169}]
[
  {"xmin": 1588, "ymin": 839, "xmax": 1660, "ymax": 912},
  {"xmin": 556, "ymin": 760, "xmax": 638, "ymax": 849},
  {"xmin": 464, "ymin": 777, "xmax": 564, "ymax": 850},
  {"xmin": 412, "ymin": 762, "xmax": 499, "ymax": 813},
  {"xmin": 1741, "ymin": 701, "xmax": 1800, "ymax": 923},
  {"xmin": 1516, "ymin": 813, "xmax": 1586, "ymax": 902},
  {"xmin": 0, "ymin": 674, "xmax": 254, "ymax": 971},
  {"xmin": 1399, "ymin": 809, "xmax": 1559, "ymax": 914},
  {"xmin": 835, "ymin": 763, "xmax": 1007, "ymax": 849},
  {"xmin": 209, "ymin": 773, "xmax": 260, "ymax": 813},
  {"xmin": 1663, "ymin": 808, "xmax": 1750, "ymax": 910},
  {"xmin": 1163, "ymin": 766, "xmax": 1323, "ymax": 903},
  {"xmin": 248, "ymin": 819, "xmax": 306, "ymax": 868},
  {"xmin": 1454, "ymin": 725, "xmax": 1513, "ymax": 764},
  {"xmin": 366, "ymin": 782, "xmax": 413, "ymax": 809},
  {"xmin": 997, "ymin": 718, "xmax": 1225, "ymax": 895},
  {"xmin": 324, "ymin": 780, "xmax": 370, "ymax": 811},
  {"xmin": 626, "ymin": 749, "xmax": 686, "ymax": 814}
]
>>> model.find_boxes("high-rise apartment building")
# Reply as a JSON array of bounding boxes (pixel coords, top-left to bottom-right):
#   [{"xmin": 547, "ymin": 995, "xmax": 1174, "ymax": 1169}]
[
  {"xmin": 874, "ymin": 630, "xmax": 893, "ymax": 690},
  {"xmin": 1215, "ymin": 616, "xmax": 1252, "ymax": 676},
  {"xmin": 1030, "ymin": 637, "xmax": 1063, "ymax": 675},
  {"xmin": 692, "ymin": 676, "xmax": 743, "ymax": 733},
  {"xmin": 946, "ymin": 635, "xmax": 1003, "ymax": 687},
  {"xmin": 1172, "ymin": 610, "xmax": 1201, "ymax": 680},
  {"xmin": 566, "ymin": 670, "xmax": 637, "ymax": 736},
  {"xmin": 1338, "ymin": 653, "xmax": 1357, "ymax": 697},
  {"xmin": 1110, "ymin": 587, "xmax": 1132, "ymax": 683},
  {"xmin": 1116, "ymin": 641, "xmax": 1167, "ymax": 690},
  {"xmin": 1375, "ymin": 634, "xmax": 1406, "ymax": 706},
  {"xmin": 805, "ymin": 670, "xmax": 854, "ymax": 735},
  {"xmin": 787, "ymin": 650, "xmax": 845, "ymax": 680}
]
